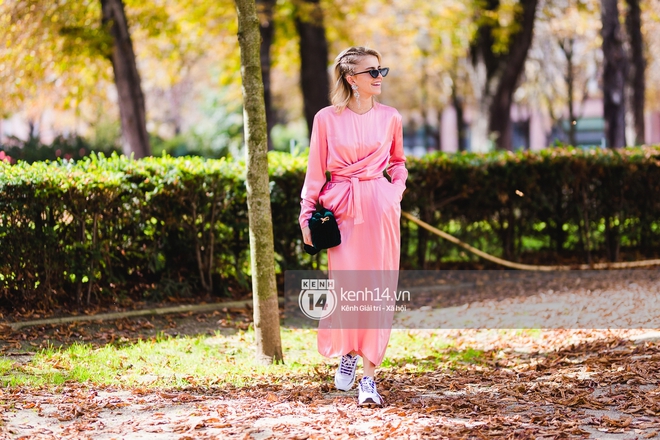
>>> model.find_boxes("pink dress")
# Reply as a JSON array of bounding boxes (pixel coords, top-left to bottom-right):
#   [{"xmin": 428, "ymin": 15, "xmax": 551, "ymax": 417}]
[{"xmin": 299, "ymin": 103, "xmax": 408, "ymax": 366}]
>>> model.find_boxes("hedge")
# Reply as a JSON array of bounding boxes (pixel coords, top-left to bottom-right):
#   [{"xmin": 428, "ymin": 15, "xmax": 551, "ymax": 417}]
[
  {"xmin": 0, "ymin": 153, "xmax": 299, "ymax": 310},
  {"xmin": 1, "ymin": 147, "xmax": 659, "ymax": 310},
  {"xmin": 402, "ymin": 146, "xmax": 660, "ymax": 268}
]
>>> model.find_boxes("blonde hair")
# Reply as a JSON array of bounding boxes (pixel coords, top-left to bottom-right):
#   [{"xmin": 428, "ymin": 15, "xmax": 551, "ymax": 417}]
[{"xmin": 330, "ymin": 46, "xmax": 382, "ymax": 112}]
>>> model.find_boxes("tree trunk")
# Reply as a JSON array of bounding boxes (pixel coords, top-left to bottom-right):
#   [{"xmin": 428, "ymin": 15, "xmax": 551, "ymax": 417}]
[
  {"xmin": 451, "ymin": 85, "xmax": 467, "ymax": 152},
  {"xmin": 625, "ymin": 0, "xmax": 645, "ymax": 145},
  {"xmin": 234, "ymin": 0, "xmax": 283, "ymax": 364},
  {"xmin": 466, "ymin": 52, "xmax": 491, "ymax": 152},
  {"xmin": 488, "ymin": 0, "xmax": 539, "ymax": 150},
  {"xmin": 295, "ymin": 0, "xmax": 330, "ymax": 135},
  {"xmin": 257, "ymin": 0, "xmax": 276, "ymax": 150},
  {"xmin": 559, "ymin": 38, "xmax": 577, "ymax": 146},
  {"xmin": 601, "ymin": 0, "xmax": 627, "ymax": 149},
  {"xmin": 469, "ymin": 0, "xmax": 538, "ymax": 151},
  {"xmin": 100, "ymin": 0, "xmax": 151, "ymax": 158}
]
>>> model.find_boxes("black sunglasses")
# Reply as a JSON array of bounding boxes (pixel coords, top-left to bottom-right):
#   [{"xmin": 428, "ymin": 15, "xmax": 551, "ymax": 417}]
[{"xmin": 352, "ymin": 67, "xmax": 390, "ymax": 78}]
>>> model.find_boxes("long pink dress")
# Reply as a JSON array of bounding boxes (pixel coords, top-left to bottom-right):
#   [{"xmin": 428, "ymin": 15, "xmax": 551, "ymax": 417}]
[{"xmin": 298, "ymin": 102, "xmax": 408, "ymax": 366}]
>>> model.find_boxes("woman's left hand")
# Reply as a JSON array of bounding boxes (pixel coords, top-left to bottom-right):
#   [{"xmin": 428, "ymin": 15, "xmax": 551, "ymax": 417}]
[{"xmin": 301, "ymin": 226, "xmax": 313, "ymax": 246}]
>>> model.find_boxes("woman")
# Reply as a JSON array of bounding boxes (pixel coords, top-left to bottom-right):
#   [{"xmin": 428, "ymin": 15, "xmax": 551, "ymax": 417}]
[{"xmin": 299, "ymin": 46, "xmax": 407, "ymax": 407}]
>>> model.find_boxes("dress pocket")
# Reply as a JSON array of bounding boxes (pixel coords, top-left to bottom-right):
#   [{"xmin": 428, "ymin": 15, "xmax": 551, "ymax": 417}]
[
  {"xmin": 377, "ymin": 180, "xmax": 403, "ymax": 207},
  {"xmin": 391, "ymin": 183, "xmax": 405, "ymax": 202}
]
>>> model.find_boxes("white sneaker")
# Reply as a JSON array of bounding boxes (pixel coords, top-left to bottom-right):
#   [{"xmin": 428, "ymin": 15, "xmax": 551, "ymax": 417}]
[
  {"xmin": 334, "ymin": 353, "xmax": 359, "ymax": 391},
  {"xmin": 358, "ymin": 376, "xmax": 383, "ymax": 407}
]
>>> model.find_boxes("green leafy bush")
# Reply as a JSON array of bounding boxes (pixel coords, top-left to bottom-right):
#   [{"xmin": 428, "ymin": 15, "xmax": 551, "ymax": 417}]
[
  {"xmin": 1, "ymin": 146, "xmax": 659, "ymax": 311},
  {"xmin": 401, "ymin": 146, "xmax": 660, "ymax": 268}
]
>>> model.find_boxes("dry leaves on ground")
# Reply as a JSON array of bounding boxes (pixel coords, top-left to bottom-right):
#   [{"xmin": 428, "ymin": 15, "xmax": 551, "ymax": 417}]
[
  {"xmin": 2, "ymin": 271, "xmax": 660, "ymax": 439},
  {"xmin": 1, "ymin": 329, "xmax": 659, "ymax": 439}
]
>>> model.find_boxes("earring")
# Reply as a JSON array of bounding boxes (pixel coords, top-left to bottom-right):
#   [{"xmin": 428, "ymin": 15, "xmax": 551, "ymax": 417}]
[{"xmin": 351, "ymin": 84, "xmax": 360, "ymax": 109}]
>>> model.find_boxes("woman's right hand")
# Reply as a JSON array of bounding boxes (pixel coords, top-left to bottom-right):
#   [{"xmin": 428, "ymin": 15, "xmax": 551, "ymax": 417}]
[{"xmin": 301, "ymin": 226, "xmax": 313, "ymax": 246}]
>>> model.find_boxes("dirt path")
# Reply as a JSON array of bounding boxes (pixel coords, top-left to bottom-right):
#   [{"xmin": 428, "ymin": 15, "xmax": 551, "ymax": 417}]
[
  {"xmin": 2, "ymin": 328, "xmax": 660, "ymax": 439},
  {"xmin": 2, "ymin": 272, "xmax": 660, "ymax": 439}
]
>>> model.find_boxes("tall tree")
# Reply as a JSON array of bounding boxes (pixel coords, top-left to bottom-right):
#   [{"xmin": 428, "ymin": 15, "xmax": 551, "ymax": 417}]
[
  {"xmin": 451, "ymin": 77, "xmax": 468, "ymax": 152},
  {"xmin": 0, "ymin": 1, "xmax": 151, "ymax": 157},
  {"xmin": 601, "ymin": 0, "xmax": 627, "ymax": 148},
  {"xmin": 295, "ymin": 0, "xmax": 330, "ymax": 135},
  {"xmin": 234, "ymin": 0, "xmax": 283, "ymax": 364},
  {"xmin": 524, "ymin": 0, "xmax": 603, "ymax": 148},
  {"xmin": 470, "ymin": 0, "xmax": 539, "ymax": 151},
  {"xmin": 489, "ymin": 0, "xmax": 538, "ymax": 151},
  {"xmin": 101, "ymin": 0, "xmax": 151, "ymax": 158},
  {"xmin": 559, "ymin": 37, "xmax": 578, "ymax": 146},
  {"xmin": 257, "ymin": 0, "xmax": 276, "ymax": 150},
  {"xmin": 625, "ymin": 0, "xmax": 645, "ymax": 145}
]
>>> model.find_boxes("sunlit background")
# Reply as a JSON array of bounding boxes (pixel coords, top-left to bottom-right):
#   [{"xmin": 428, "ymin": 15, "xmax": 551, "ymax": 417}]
[{"xmin": 1, "ymin": 0, "xmax": 659, "ymax": 160}]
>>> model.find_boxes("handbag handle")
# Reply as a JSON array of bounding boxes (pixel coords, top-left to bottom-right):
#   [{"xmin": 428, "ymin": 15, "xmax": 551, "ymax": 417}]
[{"xmin": 314, "ymin": 171, "xmax": 332, "ymax": 210}]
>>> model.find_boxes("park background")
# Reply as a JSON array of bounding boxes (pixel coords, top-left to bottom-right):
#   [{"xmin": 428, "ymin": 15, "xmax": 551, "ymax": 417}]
[
  {"xmin": 1, "ymin": 0, "xmax": 660, "ymax": 158},
  {"xmin": 1, "ymin": 0, "xmax": 660, "ymax": 313},
  {"xmin": 2, "ymin": 2, "xmax": 660, "ymax": 438}
]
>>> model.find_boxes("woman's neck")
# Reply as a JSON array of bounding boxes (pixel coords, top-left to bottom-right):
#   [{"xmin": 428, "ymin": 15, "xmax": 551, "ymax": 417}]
[{"xmin": 347, "ymin": 97, "xmax": 374, "ymax": 114}]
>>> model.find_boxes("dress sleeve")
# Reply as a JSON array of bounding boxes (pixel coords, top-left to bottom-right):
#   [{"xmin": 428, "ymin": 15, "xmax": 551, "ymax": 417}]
[
  {"xmin": 299, "ymin": 112, "xmax": 328, "ymax": 229},
  {"xmin": 387, "ymin": 112, "xmax": 408, "ymax": 190}
]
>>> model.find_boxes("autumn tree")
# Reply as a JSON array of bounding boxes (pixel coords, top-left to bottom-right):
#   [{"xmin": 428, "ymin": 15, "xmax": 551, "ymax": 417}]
[
  {"xmin": 295, "ymin": 0, "xmax": 330, "ymax": 135},
  {"xmin": 257, "ymin": 0, "xmax": 276, "ymax": 150},
  {"xmin": 101, "ymin": 0, "xmax": 150, "ymax": 158},
  {"xmin": 255, "ymin": 0, "xmax": 331, "ymax": 143},
  {"xmin": 525, "ymin": 0, "xmax": 601, "ymax": 147},
  {"xmin": 600, "ymin": 0, "xmax": 627, "ymax": 148},
  {"xmin": 0, "ymin": 1, "xmax": 151, "ymax": 157},
  {"xmin": 469, "ymin": 0, "xmax": 540, "ymax": 151},
  {"xmin": 234, "ymin": 0, "xmax": 283, "ymax": 364},
  {"xmin": 625, "ymin": 0, "xmax": 645, "ymax": 145}
]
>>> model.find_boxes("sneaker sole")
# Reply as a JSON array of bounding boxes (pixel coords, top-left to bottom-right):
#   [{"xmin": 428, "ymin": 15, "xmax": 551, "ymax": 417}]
[
  {"xmin": 334, "ymin": 377, "xmax": 355, "ymax": 391},
  {"xmin": 358, "ymin": 398, "xmax": 382, "ymax": 407}
]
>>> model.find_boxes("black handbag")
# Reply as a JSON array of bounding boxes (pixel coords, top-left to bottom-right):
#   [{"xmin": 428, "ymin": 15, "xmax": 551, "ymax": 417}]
[{"xmin": 304, "ymin": 207, "xmax": 341, "ymax": 255}]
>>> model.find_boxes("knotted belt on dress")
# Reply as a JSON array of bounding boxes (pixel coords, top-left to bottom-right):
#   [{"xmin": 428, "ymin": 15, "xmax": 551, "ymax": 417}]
[{"xmin": 330, "ymin": 174, "xmax": 383, "ymax": 225}]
